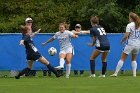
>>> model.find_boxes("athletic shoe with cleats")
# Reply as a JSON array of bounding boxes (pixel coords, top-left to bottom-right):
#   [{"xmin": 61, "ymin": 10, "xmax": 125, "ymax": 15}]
[
  {"xmin": 89, "ymin": 74, "xmax": 96, "ymax": 78},
  {"xmin": 55, "ymin": 66, "xmax": 64, "ymax": 70},
  {"xmin": 99, "ymin": 75, "xmax": 105, "ymax": 77},
  {"xmin": 15, "ymin": 76, "xmax": 20, "ymax": 79},
  {"xmin": 110, "ymin": 74, "xmax": 117, "ymax": 77},
  {"xmin": 66, "ymin": 75, "xmax": 69, "ymax": 78}
]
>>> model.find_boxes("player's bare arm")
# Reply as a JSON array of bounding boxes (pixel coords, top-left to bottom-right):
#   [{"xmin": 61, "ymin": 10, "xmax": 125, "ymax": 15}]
[
  {"xmin": 30, "ymin": 28, "xmax": 41, "ymax": 38},
  {"xmin": 42, "ymin": 37, "xmax": 55, "ymax": 46}
]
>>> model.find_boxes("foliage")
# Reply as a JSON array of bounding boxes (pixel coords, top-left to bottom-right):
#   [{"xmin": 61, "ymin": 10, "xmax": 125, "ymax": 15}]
[{"xmin": 0, "ymin": 0, "xmax": 140, "ymax": 33}]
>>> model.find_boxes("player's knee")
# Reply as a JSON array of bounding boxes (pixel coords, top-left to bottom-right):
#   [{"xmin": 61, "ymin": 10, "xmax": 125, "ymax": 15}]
[
  {"xmin": 60, "ymin": 58, "xmax": 65, "ymax": 62},
  {"xmin": 66, "ymin": 61, "xmax": 71, "ymax": 64},
  {"xmin": 39, "ymin": 56, "xmax": 49, "ymax": 65}
]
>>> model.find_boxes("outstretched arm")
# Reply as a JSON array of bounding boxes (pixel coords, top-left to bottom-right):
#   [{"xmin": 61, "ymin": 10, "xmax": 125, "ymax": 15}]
[
  {"xmin": 30, "ymin": 28, "xmax": 41, "ymax": 38},
  {"xmin": 42, "ymin": 37, "xmax": 55, "ymax": 46},
  {"xmin": 80, "ymin": 30, "xmax": 90, "ymax": 34},
  {"xmin": 72, "ymin": 30, "xmax": 90, "ymax": 35}
]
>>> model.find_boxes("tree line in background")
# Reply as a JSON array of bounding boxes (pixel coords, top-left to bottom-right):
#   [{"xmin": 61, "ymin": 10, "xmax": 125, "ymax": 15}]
[{"xmin": 0, "ymin": 0, "xmax": 140, "ymax": 33}]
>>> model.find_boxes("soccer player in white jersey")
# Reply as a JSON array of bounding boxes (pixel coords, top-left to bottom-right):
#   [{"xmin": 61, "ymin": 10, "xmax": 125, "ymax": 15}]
[
  {"xmin": 42, "ymin": 23, "xmax": 78, "ymax": 78},
  {"xmin": 110, "ymin": 12, "xmax": 140, "ymax": 77}
]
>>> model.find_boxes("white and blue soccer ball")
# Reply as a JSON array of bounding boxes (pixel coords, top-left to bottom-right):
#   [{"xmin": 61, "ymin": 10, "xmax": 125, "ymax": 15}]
[{"xmin": 48, "ymin": 47, "xmax": 57, "ymax": 56}]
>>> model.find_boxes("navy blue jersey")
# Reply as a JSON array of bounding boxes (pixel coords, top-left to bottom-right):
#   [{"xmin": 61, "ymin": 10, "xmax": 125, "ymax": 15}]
[
  {"xmin": 22, "ymin": 34, "xmax": 42, "ymax": 61},
  {"xmin": 90, "ymin": 25, "xmax": 110, "ymax": 47},
  {"xmin": 22, "ymin": 34, "xmax": 39, "ymax": 54}
]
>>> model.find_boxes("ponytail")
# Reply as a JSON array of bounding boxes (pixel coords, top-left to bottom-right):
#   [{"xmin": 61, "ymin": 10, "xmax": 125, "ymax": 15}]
[{"xmin": 129, "ymin": 12, "xmax": 140, "ymax": 29}]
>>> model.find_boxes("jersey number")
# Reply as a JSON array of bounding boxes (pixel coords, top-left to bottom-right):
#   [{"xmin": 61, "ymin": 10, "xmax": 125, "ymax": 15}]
[
  {"xmin": 97, "ymin": 28, "xmax": 106, "ymax": 35},
  {"xmin": 31, "ymin": 44, "xmax": 38, "ymax": 52}
]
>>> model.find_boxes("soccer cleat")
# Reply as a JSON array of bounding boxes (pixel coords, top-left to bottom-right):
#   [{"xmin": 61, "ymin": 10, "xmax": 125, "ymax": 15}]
[
  {"xmin": 110, "ymin": 74, "xmax": 117, "ymax": 77},
  {"xmin": 89, "ymin": 74, "xmax": 96, "ymax": 78},
  {"xmin": 15, "ymin": 76, "xmax": 20, "ymax": 79},
  {"xmin": 66, "ymin": 75, "xmax": 69, "ymax": 78},
  {"xmin": 56, "ymin": 73, "xmax": 64, "ymax": 78},
  {"xmin": 99, "ymin": 75, "xmax": 105, "ymax": 78},
  {"xmin": 55, "ymin": 66, "xmax": 64, "ymax": 70},
  {"xmin": 56, "ymin": 74, "xmax": 61, "ymax": 78}
]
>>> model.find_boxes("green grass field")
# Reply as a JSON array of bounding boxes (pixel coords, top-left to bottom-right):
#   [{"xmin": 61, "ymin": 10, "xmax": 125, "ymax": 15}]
[{"xmin": 0, "ymin": 71, "xmax": 140, "ymax": 93}]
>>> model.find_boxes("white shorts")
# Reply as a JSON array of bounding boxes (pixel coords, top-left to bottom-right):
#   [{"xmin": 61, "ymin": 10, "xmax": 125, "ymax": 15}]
[
  {"xmin": 59, "ymin": 47, "xmax": 74, "ymax": 55},
  {"xmin": 123, "ymin": 45, "xmax": 139, "ymax": 55}
]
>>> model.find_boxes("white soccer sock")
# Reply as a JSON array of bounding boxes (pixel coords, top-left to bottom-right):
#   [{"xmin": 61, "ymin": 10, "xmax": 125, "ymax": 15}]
[
  {"xmin": 131, "ymin": 61, "xmax": 137, "ymax": 76},
  {"xmin": 114, "ymin": 60, "xmax": 124, "ymax": 75},
  {"xmin": 66, "ymin": 64, "xmax": 71, "ymax": 76},
  {"xmin": 60, "ymin": 58, "xmax": 65, "ymax": 67}
]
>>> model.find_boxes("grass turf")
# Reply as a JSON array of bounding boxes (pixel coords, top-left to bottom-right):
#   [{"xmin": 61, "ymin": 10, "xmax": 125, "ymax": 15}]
[{"xmin": 0, "ymin": 71, "xmax": 140, "ymax": 93}]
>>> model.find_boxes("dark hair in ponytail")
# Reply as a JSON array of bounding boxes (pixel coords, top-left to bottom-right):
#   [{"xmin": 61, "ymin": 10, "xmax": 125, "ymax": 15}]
[{"xmin": 90, "ymin": 16, "xmax": 99, "ymax": 25}]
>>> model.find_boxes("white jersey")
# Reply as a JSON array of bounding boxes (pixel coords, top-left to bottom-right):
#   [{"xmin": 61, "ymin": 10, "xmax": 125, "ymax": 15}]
[
  {"xmin": 53, "ymin": 30, "xmax": 74, "ymax": 50},
  {"xmin": 126, "ymin": 22, "xmax": 140, "ymax": 47}
]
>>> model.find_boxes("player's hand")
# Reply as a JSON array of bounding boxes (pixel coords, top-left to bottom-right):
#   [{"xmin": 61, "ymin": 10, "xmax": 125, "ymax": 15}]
[
  {"xmin": 35, "ymin": 28, "xmax": 41, "ymax": 34},
  {"xmin": 87, "ymin": 42, "xmax": 94, "ymax": 46},
  {"xmin": 42, "ymin": 42, "xmax": 46, "ymax": 46},
  {"xmin": 19, "ymin": 40, "xmax": 24, "ymax": 46},
  {"xmin": 37, "ymin": 28, "xmax": 41, "ymax": 32}
]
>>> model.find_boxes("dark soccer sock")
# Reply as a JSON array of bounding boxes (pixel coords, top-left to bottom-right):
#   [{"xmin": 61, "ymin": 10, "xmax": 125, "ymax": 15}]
[
  {"xmin": 80, "ymin": 70, "xmax": 84, "ymax": 75},
  {"xmin": 102, "ymin": 62, "xmax": 107, "ymax": 75},
  {"xmin": 46, "ymin": 64, "xmax": 59, "ymax": 77},
  {"xmin": 47, "ymin": 70, "xmax": 52, "ymax": 76},
  {"xmin": 43, "ymin": 70, "xmax": 47, "ymax": 76},
  {"xmin": 74, "ymin": 70, "xmax": 78, "ymax": 75},
  {"xmin": 90, "ymin": 60, "xmax": 95, "ymax": 74},
  {"xmin": 17, "ymin": 67, "xmax": 31, "ymax": 77}
]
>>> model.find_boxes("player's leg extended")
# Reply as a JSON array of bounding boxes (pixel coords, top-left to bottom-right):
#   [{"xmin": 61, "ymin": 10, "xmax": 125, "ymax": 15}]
[
  {"xmin": 39, "ymin": 56, "xmax": 60, "ymax": 77},
  {"xmin": 15, "ymin": 60, "xmax": 33, "ymax": 79},
  {"xmin": 90, "ymin": 50, "xmax": 100, "ymax": 77},
  {"xmin": 110, "ymin": 52, "xmax": 128, "ymax": 77},
  {"xmin": 131, "ymin": 53, "xmax": 137, "ymax": 77},
  {"xmin": 100, "ymin": 51, "xmax": 109, "ymax": 77},
  {"xmin": 65, "ymin": 53, "xmax": 73, "ymax": 78}
]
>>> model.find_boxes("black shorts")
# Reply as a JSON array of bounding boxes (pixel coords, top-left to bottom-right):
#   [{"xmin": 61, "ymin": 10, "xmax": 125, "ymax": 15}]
[
  {"xmin": 96, "ymin": 46, "xmax": 110, "ymax": 52},
  {"xmin": 26, "ymin": 52, "xmax": 42, "ymax": 61}
]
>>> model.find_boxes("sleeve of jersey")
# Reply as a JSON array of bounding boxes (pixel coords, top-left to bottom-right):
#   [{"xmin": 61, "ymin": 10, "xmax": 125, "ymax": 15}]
[
  {"xmin": 90, "ymin": 28, "xmax": 95, "ymax": 37},
  {"xmin": 69, "ymin": 31, "xmax": 74, "ymax": 37},
  {"xmin": 53, "ymin": 33, "xmax": 58, "ymax": 39},
  {"xmin": 126, "ymin": 24, "xmax": 131, "ymax": 32},
  {"xmin": 22, "ymin": 35, "xmax": 30, "ymax": 41}
]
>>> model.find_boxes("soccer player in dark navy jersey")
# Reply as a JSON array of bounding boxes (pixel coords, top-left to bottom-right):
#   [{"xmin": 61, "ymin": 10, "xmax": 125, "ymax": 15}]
[
  {"xmin": 15, "ymin": 25, "xmax": 60, "ymax": 79},
  {"xmin": 88, "ymin": 16, "xmax": 110, "ymax": 77}
]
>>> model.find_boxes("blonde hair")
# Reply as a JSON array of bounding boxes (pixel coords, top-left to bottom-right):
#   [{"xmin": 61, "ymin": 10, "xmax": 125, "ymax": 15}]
[
  {"xmin": 59, "ymin": 22, "xmax": 70, "ymax": 30},
  {"xmin": 129, "ymin": 12, "xmax": 140, "ymax": 29}
]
